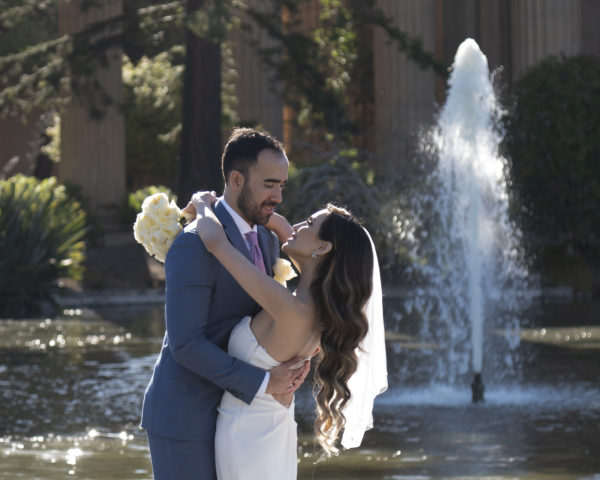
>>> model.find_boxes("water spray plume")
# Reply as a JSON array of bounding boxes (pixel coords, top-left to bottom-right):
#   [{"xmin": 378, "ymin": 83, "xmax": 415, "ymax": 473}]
[{"xmin": 408, "ymin": 38, "xmax": 531, "ymax": 398}]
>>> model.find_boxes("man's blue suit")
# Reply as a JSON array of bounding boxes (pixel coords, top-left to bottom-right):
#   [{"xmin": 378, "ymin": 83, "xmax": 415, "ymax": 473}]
[{"xmin": 141, "ymin": 199, "xmax": 279, "ymax": 479}]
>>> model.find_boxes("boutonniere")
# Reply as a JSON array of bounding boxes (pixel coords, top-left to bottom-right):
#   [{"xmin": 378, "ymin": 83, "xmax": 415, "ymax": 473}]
[{"xmin": 272, "ymin": 258, "xmax": 297, "ymax": 287}]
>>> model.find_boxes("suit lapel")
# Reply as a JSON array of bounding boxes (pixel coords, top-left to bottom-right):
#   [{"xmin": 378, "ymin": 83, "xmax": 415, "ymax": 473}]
[{"xmin": 214, "ymin": 199, "xmax": 253, "ymax": 263}]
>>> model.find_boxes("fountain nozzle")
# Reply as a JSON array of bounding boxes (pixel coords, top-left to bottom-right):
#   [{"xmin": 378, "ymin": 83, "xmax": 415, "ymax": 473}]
[{"xmin": 471, "ymin": 373, "xmax": 485, "ymax": 403}]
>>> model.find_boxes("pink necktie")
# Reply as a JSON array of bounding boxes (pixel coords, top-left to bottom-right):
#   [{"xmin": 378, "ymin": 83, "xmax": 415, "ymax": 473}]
[{"xmin": 245, "ymin": 231, "xmax": 266, "ymax": 274}]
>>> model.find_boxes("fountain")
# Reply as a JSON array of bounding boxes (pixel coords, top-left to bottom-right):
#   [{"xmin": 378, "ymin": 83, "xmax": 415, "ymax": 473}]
[{"xmin": 407, "ymin": 38, "xmax": 531, "ymax": 398}]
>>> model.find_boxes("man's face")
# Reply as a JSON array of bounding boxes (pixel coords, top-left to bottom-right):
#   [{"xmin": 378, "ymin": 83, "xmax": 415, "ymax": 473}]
[{"xmin": 237, "ymin": 149, "xmax": 289, "ymax": 226}]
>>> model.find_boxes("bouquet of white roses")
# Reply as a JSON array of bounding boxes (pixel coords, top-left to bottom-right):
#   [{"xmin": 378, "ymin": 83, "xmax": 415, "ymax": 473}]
[{"xmin": 133, "ymin": 193, "xmax": 195, "ymax": 263}]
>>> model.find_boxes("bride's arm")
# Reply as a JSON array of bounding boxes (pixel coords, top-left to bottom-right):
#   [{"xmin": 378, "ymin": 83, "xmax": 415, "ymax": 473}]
[{"xmin": 193, "ymin": 197, "xmax": 310, "ymax": 325}]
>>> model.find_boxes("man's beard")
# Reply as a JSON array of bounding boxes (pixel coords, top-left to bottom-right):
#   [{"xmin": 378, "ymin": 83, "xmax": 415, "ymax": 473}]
[{"xmin": 237, "ymin": 183, "xmax": 276, "ymax": 226}]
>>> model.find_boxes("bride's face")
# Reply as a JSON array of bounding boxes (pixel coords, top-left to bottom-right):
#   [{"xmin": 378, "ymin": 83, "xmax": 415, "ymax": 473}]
[{"xmin": 282, "ymin": 209, "xmax": 330, "ymax": 259}]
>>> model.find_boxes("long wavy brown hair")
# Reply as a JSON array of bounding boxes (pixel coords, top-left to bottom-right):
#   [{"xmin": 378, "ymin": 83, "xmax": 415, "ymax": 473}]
[{"xmin": 310, "ymin": 204, "xmax": 374, "ymax": 455}]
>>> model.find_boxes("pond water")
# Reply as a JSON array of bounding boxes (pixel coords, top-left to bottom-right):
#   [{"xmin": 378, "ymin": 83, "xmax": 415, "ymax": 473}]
[{"xmin": 1, "ymin": 296, "xmax": 599, "ymax": 479}]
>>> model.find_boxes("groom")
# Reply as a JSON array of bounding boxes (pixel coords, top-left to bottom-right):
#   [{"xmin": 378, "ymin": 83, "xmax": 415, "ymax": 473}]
[{"xmin": 141, "ymin": 128, "xmax": 309, "ymax": 479}]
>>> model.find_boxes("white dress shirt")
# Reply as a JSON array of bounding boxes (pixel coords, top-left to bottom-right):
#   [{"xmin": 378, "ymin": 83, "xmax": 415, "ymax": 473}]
[
  {"xmin": 221, "ymin": 198, "xmax": 258, "ymax": 251},
  {"xmin": 220, "ymin": 197, "xmax": 270, "ymax": 395}
]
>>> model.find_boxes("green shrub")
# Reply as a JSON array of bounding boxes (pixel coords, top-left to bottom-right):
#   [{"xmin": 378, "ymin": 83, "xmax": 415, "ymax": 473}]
[
  {"xmin": 0, "ymin": 175, "xmax": 87, "ymax": 317},
  {"xmin": 123, "ymin": 50, "xmax": 183, "ymax": 189},
  {"xmin": 125, "ymin": 185, "xmax": 177, "ymax": 224},
  {"xmin": 502, "ymin": 55, "xmax": 600, "ymax": 249}
]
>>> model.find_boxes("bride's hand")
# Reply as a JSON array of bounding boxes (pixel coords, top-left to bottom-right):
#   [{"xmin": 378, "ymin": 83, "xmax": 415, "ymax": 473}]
[
  {"xmin": 191, "ymin": 191, "xmax": 224, "ymax": 251},
  {"xmin": 182, "ymin": 190, "xmax": 217, "ymax": 222},
  {"xmin": 190, "ymin": 190, "xmax": 217, "ymax": 211}
]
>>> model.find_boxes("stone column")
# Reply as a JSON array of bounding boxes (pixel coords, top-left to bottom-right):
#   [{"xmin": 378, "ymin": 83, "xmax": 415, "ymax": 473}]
[
  {"xmin": 582, "ymin": 0, "xmax": 600, "ymax": 58},
  {"xmin": 58, "ymin": 0, "xmax": 125, "ymax": 222},
  {"xmin": 230, "ymin": 0, "xmax": 283, "ymax": 140},
  {"xmin": 374, "ymin": 0, "xmax": 437, "ymax": 167},
  {"xmin": 510, "ymin": 0, "xmax": 582, "ymax": 79}
]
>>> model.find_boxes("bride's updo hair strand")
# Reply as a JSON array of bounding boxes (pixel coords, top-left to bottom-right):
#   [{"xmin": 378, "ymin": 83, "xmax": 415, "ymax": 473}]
[{"xmin": 310, "ymin": 204, "xmax": 373, "ymax": 455}]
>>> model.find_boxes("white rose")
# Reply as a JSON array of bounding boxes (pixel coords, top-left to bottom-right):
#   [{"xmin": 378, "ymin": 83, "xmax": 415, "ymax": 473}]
[
  {"xmin": 157, "ymin": 225, "xmax": 171, "ymax": 240},
  {"xmin": 151, "ymin": 231, "xmax": 164, "ymax": 246},
  {"xmin": 143, "ymin": 207, "xmax": 161, "ymax": 225},
  {"xmin": 143, "ymin": 192, "xmax": 169, "ymax": 211},
  {"xmin": 137, "ymin": 212, "xmax": 150, "ymax": 228},
  {"xmin": 164, "ymin": 234, "xmax": 176, "ymax": 252},
  {"xmin": 134, "ymin": 213, "xmax": 153, "ymax": 244},
  {"xmin": 133, "ymin": 214, "xmax": 144, "ymax": 244},
  {"xmin": 168, "ymin": 200, "xmax": 181, "ymax": 217},
  {"xmin": 154, "ymin": 250, "xmax": 166, "ymax": 263},
  {"xmin": 155, "ymin": 215, "xmax": 167, "ymax": 230},
  {"xmin": 155, "ymin": 231, "xmax": 175, "ymax": 262},
  {"xmin": 164, "ymin": 222, "xmax": 182, "ymax": 238},
  {"xmin": 133, "ymin": 193, "xmax": 187, "ymax": 263},
  {"xmin": 272, "ymin": 258, "xmax": 297, "ymax": 287}
]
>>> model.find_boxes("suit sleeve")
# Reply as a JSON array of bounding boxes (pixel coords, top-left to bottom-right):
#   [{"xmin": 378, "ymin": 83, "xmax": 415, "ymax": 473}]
[{"xmin": 164, "ymin": 231, "xmax": 266, "ymax": 405}]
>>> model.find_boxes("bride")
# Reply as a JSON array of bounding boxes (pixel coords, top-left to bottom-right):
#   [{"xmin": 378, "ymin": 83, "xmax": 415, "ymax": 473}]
[{"xmin": 191, "ymin": 192, "xmax": 387, "ymax": 480}]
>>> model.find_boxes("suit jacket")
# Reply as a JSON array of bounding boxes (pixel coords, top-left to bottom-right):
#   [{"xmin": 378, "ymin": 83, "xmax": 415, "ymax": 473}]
[{"xmin": 140, "ymin": 199, "xmax": 279, "ymax": 441}]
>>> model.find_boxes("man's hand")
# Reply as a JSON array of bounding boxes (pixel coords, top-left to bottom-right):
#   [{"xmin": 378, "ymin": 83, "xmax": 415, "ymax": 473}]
[{"xmin": 266, "ymin": 356, "xmax": 311, "ymax": 395}]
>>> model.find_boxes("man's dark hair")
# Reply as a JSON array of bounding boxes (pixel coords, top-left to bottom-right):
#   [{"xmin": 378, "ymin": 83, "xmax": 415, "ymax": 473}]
[{"xmin": 221, "ymin": 128, "xmax": 285, "ymax": 183}]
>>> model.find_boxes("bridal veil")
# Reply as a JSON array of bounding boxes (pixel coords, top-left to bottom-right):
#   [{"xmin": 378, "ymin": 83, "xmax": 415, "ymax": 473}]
[{"xmin": 340, "ymin": 228, "xmax": 388, "ymax": 449}]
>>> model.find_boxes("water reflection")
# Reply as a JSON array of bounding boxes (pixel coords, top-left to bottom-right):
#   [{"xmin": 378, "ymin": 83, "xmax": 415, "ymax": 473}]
[
  {"xmin": 1, "ymin": 299, "xmax": 599, "ymax": 479},
  {"xmin": 516, "ymin": 326, "xmax": 600, "ymax": 349},
  {"xmin": 1, "ymin": 431, "xmax": 151, "ymax": 479}
]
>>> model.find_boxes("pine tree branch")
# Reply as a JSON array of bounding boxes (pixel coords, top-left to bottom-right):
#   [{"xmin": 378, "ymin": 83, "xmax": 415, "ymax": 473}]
[{"xmin": 0, "ymin": 0, "xmax": 55, "ymax": 31}]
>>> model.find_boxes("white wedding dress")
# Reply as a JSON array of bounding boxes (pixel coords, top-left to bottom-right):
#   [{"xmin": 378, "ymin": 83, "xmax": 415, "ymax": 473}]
[{"xmin": 215, "ymin": 316, "xmax": 298, "ymax": 480}]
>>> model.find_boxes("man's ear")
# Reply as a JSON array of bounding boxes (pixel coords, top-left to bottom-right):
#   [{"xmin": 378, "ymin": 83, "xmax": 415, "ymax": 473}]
[{"xmin": 228, "ymin": 170, "xmax": 245, "ymax": 192}]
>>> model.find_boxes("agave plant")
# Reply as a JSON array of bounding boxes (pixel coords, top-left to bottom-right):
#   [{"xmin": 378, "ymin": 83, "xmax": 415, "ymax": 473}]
[{"xmin": 0, "ymin": 175, "xmax": 86, "ymax": 317}]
